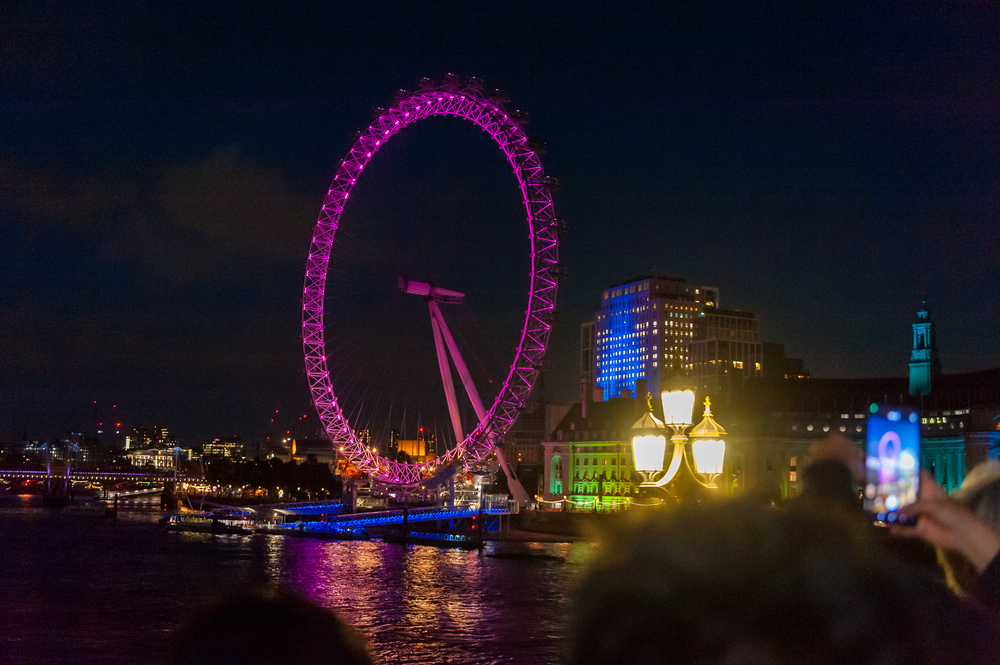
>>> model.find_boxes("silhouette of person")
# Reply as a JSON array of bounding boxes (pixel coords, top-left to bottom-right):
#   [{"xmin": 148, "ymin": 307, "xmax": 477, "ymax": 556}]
[
  {"xmin": 173, "ymin": 586, "xmax": 373, "ymax": 665},
  {"xmin": 569, "ymin": 497, "xmax": 1000, "ymax": 665}
]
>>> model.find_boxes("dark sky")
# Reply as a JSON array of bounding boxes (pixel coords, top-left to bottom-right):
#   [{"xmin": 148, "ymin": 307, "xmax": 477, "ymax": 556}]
[{"xmin": 3, "ymin": 2, "xmax": 999, "ymax": 445}]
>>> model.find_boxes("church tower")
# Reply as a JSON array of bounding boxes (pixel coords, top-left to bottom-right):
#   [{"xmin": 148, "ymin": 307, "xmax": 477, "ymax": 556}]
[{"xmin": 909, "ymin": 301, "xmax": 940, "ymax": 396}]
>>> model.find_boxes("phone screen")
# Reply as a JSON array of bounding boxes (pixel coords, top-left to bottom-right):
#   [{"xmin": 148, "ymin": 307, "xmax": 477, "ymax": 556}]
[{"xmin": 864, "ymin": 405, "xmax": 920, "ymax": 523}]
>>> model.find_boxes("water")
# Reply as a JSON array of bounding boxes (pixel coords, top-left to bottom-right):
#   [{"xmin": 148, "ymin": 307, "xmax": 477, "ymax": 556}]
[{"xmin": 0, "ymin": 497, "xmax": 593, "ymax": 664}]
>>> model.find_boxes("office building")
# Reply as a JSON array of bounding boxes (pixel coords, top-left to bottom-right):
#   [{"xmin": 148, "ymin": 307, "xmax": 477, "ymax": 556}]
[
  {"xmin": 593, "ymin": 276, "xmax": 718, "ymax": 400},
  {"xmin": 204, "ymin": 437, "xmax": 242, "ymax": 459},
  {"xmin": 686, "ymin": 307, "xmax": 763, "ymax": 394},
  {"xmin": 125, "ymin": 425, "xmax": 175, "ymax": 450}
]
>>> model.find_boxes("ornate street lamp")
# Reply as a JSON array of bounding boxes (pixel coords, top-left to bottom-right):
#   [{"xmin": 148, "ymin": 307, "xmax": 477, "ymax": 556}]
[
  {"xmin": 630, "ymin": 366, "xmax": 726, "ymax": 491},
  {"xmin": 688, "ymin": 397, "xmax": 727, "ymax": 488}
]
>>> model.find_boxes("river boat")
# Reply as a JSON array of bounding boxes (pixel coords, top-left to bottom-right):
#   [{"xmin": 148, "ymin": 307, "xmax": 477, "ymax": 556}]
[
  {"xmin": 168, "ymin": 511, "xmax": 254, "ymax": 534},
  {"xmin": 64, "ymin": 500, "xmax": 114, "ymax": 517}
]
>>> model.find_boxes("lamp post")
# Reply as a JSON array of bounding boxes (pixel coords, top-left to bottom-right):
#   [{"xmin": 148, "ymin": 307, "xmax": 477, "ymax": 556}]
[{"xmin": 630, "ymin": 365, "xmax": 726, "ymax": 491}]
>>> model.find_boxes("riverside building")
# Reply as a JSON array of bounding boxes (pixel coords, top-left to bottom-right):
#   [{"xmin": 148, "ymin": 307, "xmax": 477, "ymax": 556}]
[
  {"xmin": 686, "ymin": 307, "xmax": 764, "ymax": 394},
  {"xmin": 592, "ymin": 276, "xmax": 718, "ymax": 400},
  {"xmin": 551, "ymin": 302, "xmax": 1000, "ymax": 505}
]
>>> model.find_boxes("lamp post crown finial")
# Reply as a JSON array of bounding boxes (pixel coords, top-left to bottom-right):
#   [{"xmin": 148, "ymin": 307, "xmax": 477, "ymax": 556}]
[{"xmin": 703, "ymin": 396, "xmax": 712, "ymax": 418}]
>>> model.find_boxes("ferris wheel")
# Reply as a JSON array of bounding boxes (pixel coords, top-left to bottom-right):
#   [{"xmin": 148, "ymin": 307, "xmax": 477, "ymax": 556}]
[{"xmin": 302, "ymin": 75, "xmax": 562, "ymax": 499}]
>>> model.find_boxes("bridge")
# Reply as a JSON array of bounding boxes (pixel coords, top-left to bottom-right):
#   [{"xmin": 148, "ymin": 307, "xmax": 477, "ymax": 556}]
[{"xmin": 0, "ymin": 469, "xmax": 185, "ymax": 483}]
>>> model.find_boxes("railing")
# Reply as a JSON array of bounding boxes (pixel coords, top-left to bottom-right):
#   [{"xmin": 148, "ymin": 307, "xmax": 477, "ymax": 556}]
[
  {"xmin": 0, "ymin": 469, "xmax": 186, "ymax": 480},
  {"xmin": 266, "ymin": 501, "xmax": 344, "ymax": 512},
  {"xmin": 267, "ymin": 500, "xmax": 344, "ymax": 511}
]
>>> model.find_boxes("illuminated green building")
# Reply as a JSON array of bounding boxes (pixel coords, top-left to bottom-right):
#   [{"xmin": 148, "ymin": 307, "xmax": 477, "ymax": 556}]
[{"xmin": 541, "ymin": 391, "xmax": 642, "ymax": 509}]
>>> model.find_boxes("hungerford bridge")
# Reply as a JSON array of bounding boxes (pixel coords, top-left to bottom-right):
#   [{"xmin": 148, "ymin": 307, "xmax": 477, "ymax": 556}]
[{"xmin": 0, "ymin": 468, "xmax": 180, "ymax": 499}]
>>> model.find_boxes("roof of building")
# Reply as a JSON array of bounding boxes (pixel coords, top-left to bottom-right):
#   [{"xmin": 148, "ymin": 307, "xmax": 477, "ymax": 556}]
[
  {"xmin": 704, "ymin": 366, "xmax": 1000, "ymax": 438},
  {"xmin": 701, "ymin": 306, "xmax": 756, "ymax": 319},
  {"xmin": 549, "ymin": 396, "xmax": 644, "ymax": 440},
  {"xmin": 735, "ymin": 367, "xmax": 1000, "ymax": 414},
  {"xmin": 607, "ymin": 275, "xmax": 688, "ymax": 289}
]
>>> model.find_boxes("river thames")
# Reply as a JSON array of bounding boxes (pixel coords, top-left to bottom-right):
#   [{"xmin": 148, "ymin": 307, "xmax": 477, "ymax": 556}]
[{"xmin": 0, "ymin": 497, "xmax": 594, "ymax": 664}]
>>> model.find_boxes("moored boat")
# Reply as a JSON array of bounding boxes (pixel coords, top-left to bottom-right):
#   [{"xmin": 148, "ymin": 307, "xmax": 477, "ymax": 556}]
[
  {"xmin": 168, "ymin": 511, "xmax": 254, "ymax": 534},
  {"xmin": 64, "ymin": 500, "xmax": 113, "ymax": 517}
]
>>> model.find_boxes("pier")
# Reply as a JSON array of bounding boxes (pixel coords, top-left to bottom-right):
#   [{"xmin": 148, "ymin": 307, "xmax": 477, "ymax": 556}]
[{"xmin": 170, "ymin": 496, "xmax": 516, "ymax": 548}]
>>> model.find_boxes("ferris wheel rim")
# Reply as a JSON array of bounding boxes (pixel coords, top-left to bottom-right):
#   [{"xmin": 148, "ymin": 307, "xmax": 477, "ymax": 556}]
[{"xmin": 301, "ymin": 76, "xmax": 560, "ymax": 486}]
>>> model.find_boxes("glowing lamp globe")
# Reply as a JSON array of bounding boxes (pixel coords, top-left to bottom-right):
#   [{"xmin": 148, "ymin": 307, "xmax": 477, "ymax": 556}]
[
  {"xmin": 660, "ymin": 363, "xmax": 696, "ymax": 426},
  {"xmin": 692, "ymin": 439, "xmax": 726, "ymax": 475},
  {"xmin": 631, "ymin": 409, "xmax": 666, "ymax": 473},
  {"xmin": 632, "ymin": 434, "xmax": 667, "ymax": 473}
]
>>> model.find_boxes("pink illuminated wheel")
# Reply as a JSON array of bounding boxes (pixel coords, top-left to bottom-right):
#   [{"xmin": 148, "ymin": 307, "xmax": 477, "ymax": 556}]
[{"xmin": 302, "ymin": 76, "xmax": 561, "ymax": 486}]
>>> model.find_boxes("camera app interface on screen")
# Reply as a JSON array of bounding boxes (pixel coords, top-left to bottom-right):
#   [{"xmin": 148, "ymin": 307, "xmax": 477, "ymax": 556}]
[{"xmin": 864, "ymin": 405, "xmax": 920, "ymax": 523}]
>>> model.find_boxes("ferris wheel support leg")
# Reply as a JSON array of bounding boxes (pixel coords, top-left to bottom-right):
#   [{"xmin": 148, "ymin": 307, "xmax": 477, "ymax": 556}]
[
  {"xmin": 430, "ymin": 300, "xmax": 487, "ymax": 421},
  {"xmin": 429, "ymin": 303, "xmax": 465, "ymax": 446},
  {"xmin": 494, "ymin": 445, "xmax": 530, "ymax": 506},
  {"xmin": 430, "ymin": 301, "xmax": 530, "ymax": 507}
]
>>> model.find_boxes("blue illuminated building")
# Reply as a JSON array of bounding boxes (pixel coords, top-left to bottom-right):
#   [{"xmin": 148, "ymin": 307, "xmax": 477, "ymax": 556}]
[{"xmin": 594, "ymin": 276, "xmax": 717, "ymax": 400}]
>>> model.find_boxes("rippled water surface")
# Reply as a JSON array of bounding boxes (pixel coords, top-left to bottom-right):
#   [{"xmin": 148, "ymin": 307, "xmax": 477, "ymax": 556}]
[{"xmin": 0, "ymin": 498, "xmax": 593, "ymax": 664}]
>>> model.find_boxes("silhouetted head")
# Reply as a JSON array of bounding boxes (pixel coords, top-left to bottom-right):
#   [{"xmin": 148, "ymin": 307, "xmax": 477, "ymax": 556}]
[
  {"xmin": 173, "ymin": 586, "xmax": 373, "ymax": 665},
  {"xmin": 957, "ymin": 461, "xmax": 1000, "ymax": 529},
  {"xmin": 570, "ymin": 499, "xmax": 951, "ymax": 665},
  {"xmin": 942, "ymin": 461, "xmax": 1000, "ymax": 595}
]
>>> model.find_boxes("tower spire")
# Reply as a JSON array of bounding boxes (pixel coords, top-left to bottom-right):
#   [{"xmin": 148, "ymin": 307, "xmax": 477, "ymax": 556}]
[{"xmin": 909, "ymin": 301, "xmax": 940, "ymax": 396}]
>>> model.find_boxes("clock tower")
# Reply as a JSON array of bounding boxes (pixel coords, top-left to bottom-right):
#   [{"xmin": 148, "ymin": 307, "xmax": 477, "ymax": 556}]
[{"xmin": 909, "ymin": 302, "xmax": 940, "ymax": 396}]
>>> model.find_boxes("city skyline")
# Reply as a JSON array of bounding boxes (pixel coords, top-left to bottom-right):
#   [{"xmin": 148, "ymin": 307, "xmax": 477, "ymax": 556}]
[{"xmin": 3, "ymin": 3, "xmax": 999, "ymax": 443}]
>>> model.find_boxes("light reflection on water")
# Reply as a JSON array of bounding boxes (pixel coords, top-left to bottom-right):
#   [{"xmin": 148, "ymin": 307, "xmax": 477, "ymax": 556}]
[{"xmin": 0, "ymin": 499, "xmax": 593, "ymax": 665}]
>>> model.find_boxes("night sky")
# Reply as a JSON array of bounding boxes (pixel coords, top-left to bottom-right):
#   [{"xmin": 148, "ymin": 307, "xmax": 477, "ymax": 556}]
[{"xmin": 3, "ymin": 3, "xmax": 999, "ymax": 445}]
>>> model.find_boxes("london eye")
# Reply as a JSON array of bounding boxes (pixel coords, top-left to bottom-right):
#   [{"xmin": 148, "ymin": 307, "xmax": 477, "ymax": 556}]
[{"xmin": 301, "ymin": 75, "xmax": 562, "ymax": 500}]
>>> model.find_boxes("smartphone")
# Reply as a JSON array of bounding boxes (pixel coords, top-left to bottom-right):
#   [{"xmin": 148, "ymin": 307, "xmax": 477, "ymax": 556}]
[{"xmin": 864, "ymin": 405, "xmax": 920, "ymax": 524}]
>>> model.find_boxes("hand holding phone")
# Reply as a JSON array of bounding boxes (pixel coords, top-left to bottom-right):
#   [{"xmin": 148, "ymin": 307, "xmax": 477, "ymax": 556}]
[
  {"xmin": 891, "ymin": 470, "xmax": 1000, "ymax": 572},
  {"xmin": 864, "ymin": 405, "xmax": 920, "ymax": 524}
]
